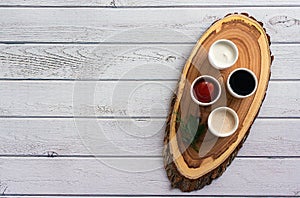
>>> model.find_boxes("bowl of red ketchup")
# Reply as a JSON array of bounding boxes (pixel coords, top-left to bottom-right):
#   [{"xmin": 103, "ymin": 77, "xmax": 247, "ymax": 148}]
[{"xmin": 190, "ymin": 75, "xmax": 221, "ymax": 106}]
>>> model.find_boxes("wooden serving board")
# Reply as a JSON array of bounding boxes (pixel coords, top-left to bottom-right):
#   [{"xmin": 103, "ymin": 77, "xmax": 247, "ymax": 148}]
[{"xmin": 163, "ymin": 13, "xmax": 273, "ymax": 192}]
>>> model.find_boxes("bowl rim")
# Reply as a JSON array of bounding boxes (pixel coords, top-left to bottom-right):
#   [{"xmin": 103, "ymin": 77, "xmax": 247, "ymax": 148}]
[
  {"xmin": 208, "ymin": 107, "xmax": 239, "ymax": 137},
  {"xmin": 190, "ymin": 75, "xmax": 221, "ymax": 106},
  {"xmin": 226, "ymin": 67, "xmax": 258, "ymax": 99},
  {"xmin": 208, "ymin": 39, "xmax": 239, "ymax": 70}
]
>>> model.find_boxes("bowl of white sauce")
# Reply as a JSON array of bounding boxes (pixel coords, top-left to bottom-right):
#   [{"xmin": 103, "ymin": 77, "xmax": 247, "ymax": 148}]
[
  {"xmin": 208, "ymin": 107, "xmax": 239, "ymax": 137},
  {"xmin": 208, "ymin": 39, "xmax": 239, "ymax": 70}
]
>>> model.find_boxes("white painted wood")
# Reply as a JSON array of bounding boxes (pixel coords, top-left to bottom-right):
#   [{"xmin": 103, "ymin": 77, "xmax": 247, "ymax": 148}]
[
  {"xmin": 1, "ymin": 194, "xmax": 243, "ymax": 198},
  {"xmin": 0, "ymin": 81, "xmax": 298, "ymax": 117},
  {"xmin": 1, "ymin": 0, "xmax": 299, "ymax": 6},
  {"xmin": 1, "ymin": 197, "xmax": 264, "ymax": 198},
  {"xmin": 0, "ymin": 44, "xmax": 298, "ymax": 80},
  {"xmin": 0, "ymin": 118, "xmax": 299, "ymax": 157},
  {"xmin": 0, "ymin": 157, "xmax": 299, "ymax": 195},
  {"xmin": 0, "ymin": 4, "xmax": 298, "ymax": 197},
  {"xmin": 0, "ymin": 8, "xmax": 299, "ymax": 43},
  {"xmin": 1, "ymin": 196, "xmax": 261, "ymax": 198},
  {"xmin": 0, "ymin": 195, "xmax": 246, "ymax": 198},
  {"xmin": 1, "ymin": 194, "xmax": 241, "ymax": 198}
]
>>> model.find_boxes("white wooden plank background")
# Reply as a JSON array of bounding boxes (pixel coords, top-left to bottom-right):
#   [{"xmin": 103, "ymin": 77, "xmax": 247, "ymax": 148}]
[
  {"xmin": 0, "ymin": 8, "xmax": 299, "ymax": 43},
  {"xmin": 1, "ymin": 0, "xmax": 300, "ymax": 7},
  {"xmin": 0, "ymin": 158, "xmax": 299, "ymax": 196},
  {"xmin": 0, "ymin": 1, "xmax": 299, "ymax": 197},
  {"xmin": 0, "ymin": 44, "xmax": 299, "ymax": 80},
  {"xmin": 0, "ymin": 118, "xmax": 299, "ymax": 157},
  {"xmin": 0, "ymin": 81, "xmax": 298, "ymax": 117}
]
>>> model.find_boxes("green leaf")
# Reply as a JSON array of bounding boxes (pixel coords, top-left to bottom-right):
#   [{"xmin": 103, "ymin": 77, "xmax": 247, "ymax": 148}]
[
  {"xmin": 191, "ymin": 143, "xmax": 199, "ymax": 153},
  {"xmin": 173, "ymin": 112, "xmax": 206, "ymax": 152},
  {"xmin": 194, "ymin": 124, "xmax": 206, "ymax": 143},
  {"xmin": 186, "ymin": 115, "xmax": 199, "ymax": 137}
]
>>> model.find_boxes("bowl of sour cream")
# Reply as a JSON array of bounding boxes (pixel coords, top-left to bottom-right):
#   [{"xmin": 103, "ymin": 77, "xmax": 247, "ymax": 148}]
[
  {"xmin": 208, "ymin": 39, "xmax": 239, "ymax": 70},
  {"xmin": 208, "ymin": 107, "xmax": 239, "ymax": 137}
]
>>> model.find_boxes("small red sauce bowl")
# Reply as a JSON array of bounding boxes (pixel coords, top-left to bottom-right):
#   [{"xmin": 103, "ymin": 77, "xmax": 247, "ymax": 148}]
[{"xmin": 190, "ymin": 75, "xmax": 221, "ymax": 106}]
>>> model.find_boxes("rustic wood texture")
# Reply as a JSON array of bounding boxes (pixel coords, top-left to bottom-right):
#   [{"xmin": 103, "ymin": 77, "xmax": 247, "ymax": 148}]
[
  {"xmin": 0, "ymin": 157, "xmax": 299, "ymax": 195},
  {"xmin": 0, "ymin": 81, "xmax": 298, "ymax": 117},
  {"xmin": 0, "ymin": 8, "xmax": 299, "ymax": 43},
  {"xmin": 0, "ymin": 118, "xmax": 299, "ymax": 157},
  {"xmin": 1, "ymin": 0, "xmax": 300, "ymax": 6},
  {"xmin": 0, "ymin": 3, "xmax": 299, "ymax": 197},
  {"xmin": 164, "ymin": 14, "xmax": 273, "ymax": 191},
  {"xmin": 0, "ymin": 44, "xmax": 298, "ymax": 80}
]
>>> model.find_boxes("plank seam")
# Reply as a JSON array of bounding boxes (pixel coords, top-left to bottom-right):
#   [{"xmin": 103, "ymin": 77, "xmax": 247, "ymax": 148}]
[
  {"xmin": 0, "ymin": 155, "xmax": 299, "ymax": 158},
  {"xmin": 0, "ymin": 116, "xmax": 298, "ymax": 119},
  {"xmin": 0, "ymin": 42, "xmax": 300, "ymax": 45},
  {"xmin": 1, "ymin": 194, "xmax": 299, "ymax": 197},
  {"xmin": 0, "ymin": 5, "xmax": 299, "ymax": 8},
  {"xmin": 0, "ymin": 79, "xmax": 298, "ymax": 82}
]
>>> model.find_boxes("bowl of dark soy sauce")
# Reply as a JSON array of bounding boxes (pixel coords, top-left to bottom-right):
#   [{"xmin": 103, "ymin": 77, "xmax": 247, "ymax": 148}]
[{"xmin": 227, "ymin": 68, "xmax": 258, "ymax": 98}]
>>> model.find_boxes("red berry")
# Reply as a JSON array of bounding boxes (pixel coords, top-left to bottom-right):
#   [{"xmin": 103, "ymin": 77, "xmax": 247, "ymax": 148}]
[{"xmin": 194, "ymin": 80, "xmax": 215, "ymax": 103}]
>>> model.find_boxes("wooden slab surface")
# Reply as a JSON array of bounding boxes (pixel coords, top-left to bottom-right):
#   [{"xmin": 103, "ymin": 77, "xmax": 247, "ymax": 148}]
[
  {"xmin": 164, "ymin": 13, "xmax": 273, "ymax": 191},
  {"xmin": 0, "ymin": 2, "xmax": 299, "ymax": 197}
]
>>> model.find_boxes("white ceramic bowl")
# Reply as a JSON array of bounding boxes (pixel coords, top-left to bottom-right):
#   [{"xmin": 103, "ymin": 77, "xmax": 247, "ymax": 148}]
[
  {"xmin": 227, "ymin": 68, "xmax": 258, "ymax": 99},
  {"xmin": 190, "ymin": 75, "xmax": 221, "ymax": 106},
  {"xmin": 208, "ymin": 39, "xmax": 239, "ymax": 70},
  {"xmin": 208, "ymin": 107, "xmax": 239, "ymax": 137}
]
